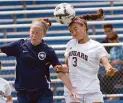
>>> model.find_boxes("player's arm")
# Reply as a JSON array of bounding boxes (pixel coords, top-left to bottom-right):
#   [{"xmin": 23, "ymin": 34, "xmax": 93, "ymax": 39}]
[
  {"xmin": 6, "ymin": 95, "xmax": 13, "ymax": 103},
  {"xmin": 54, "ymin": 64, "xmax": 69, "ymax": 73},
  {"xmin": 64, "ymin": 57, "xmax": 69, "ymax": 73},
  {"xmin": 101, "ymin": 56, "xmax": 117, "ymax": 76},
  {"xmin": 0, "ymin": 40, "xmax": 21, "ymax": 56},
  {"xmin": 54, "ymin": 57, "xmax": 69, "ymax": 73},
  {"xmin": 50, "ymin": 48, "xmax": 79, "ymax": 99},
  {"xmin": 4, "ymin": 82, "xmax": 13, "ymax": 103},
  {"xmin": 54, "ymin": 65, "xmax": 79, "ymax": 99}
]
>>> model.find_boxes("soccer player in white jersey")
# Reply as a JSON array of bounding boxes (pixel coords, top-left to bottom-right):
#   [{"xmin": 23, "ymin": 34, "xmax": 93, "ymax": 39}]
[
  {"xmin": 0, "ymin": 62, "xmax": 13, "ymax": 103},
  {"xmin": 57, "ymin": 16, "xmax": 117, "ymax": 103}
]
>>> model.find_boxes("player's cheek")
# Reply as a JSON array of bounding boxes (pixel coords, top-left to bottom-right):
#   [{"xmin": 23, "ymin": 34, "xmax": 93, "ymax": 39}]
[{"xmin": 29, "ymin": 33, "xmax": 32, "ymax": 37}]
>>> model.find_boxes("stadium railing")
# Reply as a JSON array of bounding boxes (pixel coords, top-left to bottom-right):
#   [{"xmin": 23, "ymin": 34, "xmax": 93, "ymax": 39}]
[
  {"xmin": 0, "ymin": 1, "xmax": 122, "ymax": 10},
  {"xmin": 0, "ymin": 6, "xmax": 122, "ymax": 15}
]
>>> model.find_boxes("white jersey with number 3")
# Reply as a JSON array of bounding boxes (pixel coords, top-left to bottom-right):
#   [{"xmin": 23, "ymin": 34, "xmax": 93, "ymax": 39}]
[{"xmin": 64, "ymin": 39, "xmax": 109, "ymax": 94}]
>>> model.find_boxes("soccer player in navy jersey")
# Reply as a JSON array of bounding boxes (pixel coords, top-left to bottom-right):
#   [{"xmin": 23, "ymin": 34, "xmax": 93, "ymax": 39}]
[{"xmin": 0, "ymin": 18, "xmax": 78, "ymax": 103}]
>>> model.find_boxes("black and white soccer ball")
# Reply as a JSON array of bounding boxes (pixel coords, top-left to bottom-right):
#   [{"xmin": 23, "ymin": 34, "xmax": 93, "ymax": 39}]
[{"xmin": 54, "ymin": 3, "xmax": 76, "ymax": 25}]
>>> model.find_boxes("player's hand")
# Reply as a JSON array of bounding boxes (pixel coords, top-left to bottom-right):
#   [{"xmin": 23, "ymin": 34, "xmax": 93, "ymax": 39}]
[
  {"xmin": 55, "ymin": 64, "xmax": 69, "ymax": 73},
  {"xmin": 55, "ymin": 65, "xmax": 63, "ymax": 73},
  {"xmin": 70, "ymin": 87, "xmax": 81, "ymax": 100},
  {"xmin": 106, "ymin": 67, "xmax": 118, "ymax": 77}
]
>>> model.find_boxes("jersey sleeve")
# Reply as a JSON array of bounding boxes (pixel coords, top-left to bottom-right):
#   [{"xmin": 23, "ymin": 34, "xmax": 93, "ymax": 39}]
[
  {"xmin": 64, "ymin": 41, "xmax": 71, "ymax": 58},
  {"xmin": 4, "ymin": 83, "xmax": 12, "ymax": 96},
  {"xmin": 49, "ymin": 48, "xmax": 61, "ymax": 67},
  {"xmin": 64, "ymin": 46, "xmax": 69, "ymax": 58},
  {"xmin": 0, "ymin": 40, "xmax": 21, "ymax": 56},
  {"xmin": 97, "ymin": 44, "xmax": 110, "ymax": 61}
]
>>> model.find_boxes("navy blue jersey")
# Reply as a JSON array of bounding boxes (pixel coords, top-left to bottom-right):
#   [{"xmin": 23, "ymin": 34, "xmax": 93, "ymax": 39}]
[{"xmin": 0, "ymin": 39, "xmax": 60, "ymax": 91}]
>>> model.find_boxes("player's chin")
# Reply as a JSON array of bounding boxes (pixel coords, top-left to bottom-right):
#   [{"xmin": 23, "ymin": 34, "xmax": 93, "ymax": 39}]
[
  {"xmin": 75, "ymin": 37, "xmax": 81, "ymax": 41},
  {"xmin": 31, "ymin": 40, "xmax": 40, "ymax": 45}
]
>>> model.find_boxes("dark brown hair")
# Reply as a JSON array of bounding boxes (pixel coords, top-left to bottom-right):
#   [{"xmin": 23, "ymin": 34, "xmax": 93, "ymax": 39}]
[
  {"xmin": 69, "ymin": 9, "xmax": 104, "ymax": 32},
  {"xmin": 81, "ymin": 9, "xmax": 104, "ymax": 20},
  {"xmin": 103, "ymin": 24, "xmax": 113, "ymax": 29}
]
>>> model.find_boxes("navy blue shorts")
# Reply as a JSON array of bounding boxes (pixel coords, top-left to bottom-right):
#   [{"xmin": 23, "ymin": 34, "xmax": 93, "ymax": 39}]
[{"xmin": 17, "ymin": 89, "xmax": 53, "ymax": 103}]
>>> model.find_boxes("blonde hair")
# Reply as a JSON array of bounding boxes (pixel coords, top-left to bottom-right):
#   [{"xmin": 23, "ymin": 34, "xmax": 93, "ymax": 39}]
[{"xmin": 32, "ymin": 18, "xmax": 52, "ymax": 33}]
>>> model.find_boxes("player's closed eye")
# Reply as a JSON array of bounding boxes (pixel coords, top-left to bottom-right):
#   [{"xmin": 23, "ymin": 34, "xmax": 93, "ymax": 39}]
[
  {"xmin": 69, "ymin": 27, "xmax": 77, "ymax": 33},
  {"xmin": 74, "ymin": 27, "xmax": 78, "ymax": 32},
  {"xmin": 35, "ymin": 32, "xmax": 40, "ymax": 35},
  {"xmin": 31, "ymin": 31, "xmax": 40, "ymax": 35}
]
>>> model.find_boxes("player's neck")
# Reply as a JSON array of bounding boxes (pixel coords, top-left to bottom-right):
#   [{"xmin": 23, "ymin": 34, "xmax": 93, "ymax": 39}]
[
  {"xmin": 31, "ymin": 40, "xmax": 42, "ymax": 46},
  {"xmin": 78, "ymin": 37, "xmax": 90, "ymax": 44}
]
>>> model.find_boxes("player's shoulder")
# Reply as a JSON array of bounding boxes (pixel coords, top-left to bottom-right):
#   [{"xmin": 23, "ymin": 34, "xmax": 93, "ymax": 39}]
[
  {"xmin": 68, "ymin": 39, "xmax": 76, "ymax": 43},
  {"xmin": 88, "ymin": 39, "xmax": 104, "ymax": 50},
  {"xmin": 43, "ymin": 41, "xmax": 55, "ymax": 52},
  {"xmin": 15, "ymin": 38, "xmax": 27, "ymax": 45},
  {"xmin": 14, "ymin": 38, "xmax": 29, "ymax": 47},
  {"xmin": 90, "ymin": 39, "xmax": 102, "ymax": 46},
  {"xmin": 20, "ymin": 38, "xmax": 29, "ymax": 43},
  {"xmin": 8, "ymin": 39, "xmax": 26, "ymax": 46},
  {"xmin": 67, "ymin": 39, "xmax": 76, "ymax": 46}
]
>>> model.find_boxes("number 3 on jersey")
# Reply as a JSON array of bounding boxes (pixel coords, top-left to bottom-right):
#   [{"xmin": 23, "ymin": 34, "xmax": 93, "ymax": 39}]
[{"xmin": 72, "ymin": 57, "xmax": 77, "ymax": 67}]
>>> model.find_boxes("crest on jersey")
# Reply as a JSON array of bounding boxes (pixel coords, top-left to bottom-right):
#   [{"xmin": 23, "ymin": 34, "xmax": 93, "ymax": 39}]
[{"xmin": 38, "ymin": 51, "xmax": 46, "ymax": 60}]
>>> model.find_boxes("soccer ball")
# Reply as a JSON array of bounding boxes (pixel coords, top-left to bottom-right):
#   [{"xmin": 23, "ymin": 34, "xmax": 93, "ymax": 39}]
[{"xmin": 54, "ymin": 3, "xmax": 76, "ymax": 25}]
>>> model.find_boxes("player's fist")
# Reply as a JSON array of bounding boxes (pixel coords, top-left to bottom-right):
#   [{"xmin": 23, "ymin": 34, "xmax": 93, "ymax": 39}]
[
  {"xmin": 55, "ymin": 64, "xmax": 69, "ymax": 73},
  {"xmin": 55, "ymin": 65, "xmax": 62, "ymax": 73},
  {"xmin": 70, "ymin": 87, "xmax": 81, "ymax": 100},
  {"xmin": 106, "ymin": 68, "xmax": 117, "ymax": 77}
]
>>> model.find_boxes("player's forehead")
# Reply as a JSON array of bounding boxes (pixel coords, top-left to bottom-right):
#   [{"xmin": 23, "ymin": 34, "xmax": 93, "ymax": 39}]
[
  {"xmin": 69, "ymin": 22, "xmax": 84, "ymax": 29},
  {"xmin": 30, "ymin": 25, "xmax": 43, "ymax": 31},
  {"xmin": 104, "ymin": 27, "xmax": 112, "ymax": 31}
]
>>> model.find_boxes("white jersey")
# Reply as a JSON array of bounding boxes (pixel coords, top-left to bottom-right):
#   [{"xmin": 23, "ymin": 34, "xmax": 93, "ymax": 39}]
[
  {"xmin": 0, "ymin": 77, "xmax": 11, "ymax": 103},
  {"xmin": 64, "ymin": 39, "xmax": 109, "ymax": 94}
]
